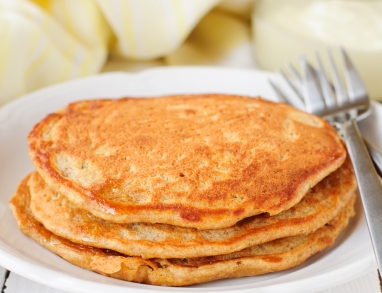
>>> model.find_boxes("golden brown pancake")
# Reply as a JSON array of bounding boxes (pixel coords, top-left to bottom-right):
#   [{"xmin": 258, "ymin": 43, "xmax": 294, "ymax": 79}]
[
  {"xmin": 29, "ymin": 154, "xmax": 356, "ymax": 258},
  {"xmin": 28, "ymin": 95, "xmax": 346, "ymax": 229},
  {"xmin": 9, "ymin": 174, "xmax": 356, "ymax": 286}
]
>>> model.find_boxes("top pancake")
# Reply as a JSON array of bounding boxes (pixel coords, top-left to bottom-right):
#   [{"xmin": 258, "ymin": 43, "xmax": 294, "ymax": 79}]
[{"xmin": 28, "ymin": 94, "xmax": 346, "ymax": 229}]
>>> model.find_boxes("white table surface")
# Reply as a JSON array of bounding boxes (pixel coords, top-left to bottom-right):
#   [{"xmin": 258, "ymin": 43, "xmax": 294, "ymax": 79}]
[{"xmin": 1, "ymin": 266, "xmax": 380, "ymax": 293}]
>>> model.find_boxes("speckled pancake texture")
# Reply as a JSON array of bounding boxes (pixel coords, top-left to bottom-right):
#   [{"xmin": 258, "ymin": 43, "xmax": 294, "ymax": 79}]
[
  {"xmin": 28, "ymin": 95, "xmax": 346, "ymax": 229},
  {"xmin": 10, "ymin": 175, "xmax": 356, "ymax": 286},
  {"xmin": 28, "ymin": 154, "xmax": 356, "ymax": 258}
]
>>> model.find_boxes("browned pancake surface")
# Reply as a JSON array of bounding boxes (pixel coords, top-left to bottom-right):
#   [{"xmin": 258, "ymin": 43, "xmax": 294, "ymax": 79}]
[
  {"xmin": 29, "ymin": 154, "xmax": 356, "ymax": 258},
  {"xmin": 28, "ymin": 95, "xmax": 346, "ymax": 229},
  {"xmin": 10, "ymin": 174, "xmax": 355, "ymax": 286}
]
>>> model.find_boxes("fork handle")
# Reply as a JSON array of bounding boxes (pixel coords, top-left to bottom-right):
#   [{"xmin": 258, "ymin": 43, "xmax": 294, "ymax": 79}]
[{"xmin": 343, "ymin": 120, "xmax": 382, "ymax": 275}]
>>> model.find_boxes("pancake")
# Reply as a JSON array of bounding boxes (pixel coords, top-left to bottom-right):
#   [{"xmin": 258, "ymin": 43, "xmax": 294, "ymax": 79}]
[
  {"xmin": 28, "ymin": 95, "xmax": 346, "ymax": 229},
  {"xmin": 9, "ymin": 174, "xmax": 356, "ymax": 286},
  {"xmin": 29, "ymin": 154, "xmax": 356, "ymax": 258}
]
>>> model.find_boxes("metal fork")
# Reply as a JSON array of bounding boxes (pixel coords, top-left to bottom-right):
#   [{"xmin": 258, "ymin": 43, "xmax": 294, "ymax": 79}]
[
  {"xmin": 270, "ymin": 48, "xmax": 382, "ymax": 277},
  {"xmin": 269, "ymin": 56, "xmax": 382, "ymax": 176}
]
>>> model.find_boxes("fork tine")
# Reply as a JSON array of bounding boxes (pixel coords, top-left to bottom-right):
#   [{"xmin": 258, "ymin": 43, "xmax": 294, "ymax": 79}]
[
  {"xmin": 275, "ymin": 69, "xmax": 305, "ymax": 110},
  {"xmin": 315, "ymin": 52, "xmax": 337, "ymax": 109},
  {"xmin": 268, "ymin": 79, "xmax": 289, "ymax": 103},
  {"xmin": 341, "ymin": 47, "xmax": 369, "ymax": 106},
  {"xmin": 285, "ymin": 63, "xmax": 302, "ymax": 88},
  {"xmin": 278, "ymin": 67, "xmax": 301, "ymax": 97},
  {"xmin": 327, "ymin": 48, "xmax": 348, "ymax": 107},
  {"xmin": 286, "ymin": 63, "xmax": 302, "ymax": 84},
  {"xmin": 285, "ymin": 63, "xmax": 303, "ymax": 94},
  {"xmin": 299, "ymin": 56, "xmax": 326, "ymax": 116}
]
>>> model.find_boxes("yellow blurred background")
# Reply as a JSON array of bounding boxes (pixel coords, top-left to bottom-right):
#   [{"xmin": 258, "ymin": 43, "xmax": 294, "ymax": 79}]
[{"xmin": 0, "ymin": 0, "xmax": 381, "ymax": 106}]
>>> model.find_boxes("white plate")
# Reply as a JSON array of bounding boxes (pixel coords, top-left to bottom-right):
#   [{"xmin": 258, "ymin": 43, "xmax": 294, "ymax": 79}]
[{"xmin": 0, "ymin": 67, "xmax": 379, "ymax": 293}]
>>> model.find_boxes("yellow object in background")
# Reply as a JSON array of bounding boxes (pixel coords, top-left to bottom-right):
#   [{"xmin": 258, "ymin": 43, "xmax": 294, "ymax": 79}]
[
  {"xmin": 96, "ymin": 0, "xmax": 220, "ymax": 60},
  {"xmin": 216, "ymin": 0, "xmax": 256, "ymax": 19},
  {"xmin": 165, "ymin": 9, "xmax": 256, "ymax": 68},
  {"xmin": 0, "ymin": 0, "xmax": 221, "ymax": 106},
  {"xmin": 0, "ymin": 0, "xmax": 109, "ymax": 105},
  {"xmin": 0, "ymin": 0, "xmax": 380, "ymax": 106},
  {"xmin": 253, "ymin": 0, "xmax": 382, "ymax": 102}
]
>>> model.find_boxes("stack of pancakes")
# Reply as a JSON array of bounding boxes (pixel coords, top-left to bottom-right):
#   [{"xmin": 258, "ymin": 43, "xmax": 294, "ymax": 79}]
[{"xmin": 9, "ymin": 94, "xmax": 357, "ymax": 286}]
